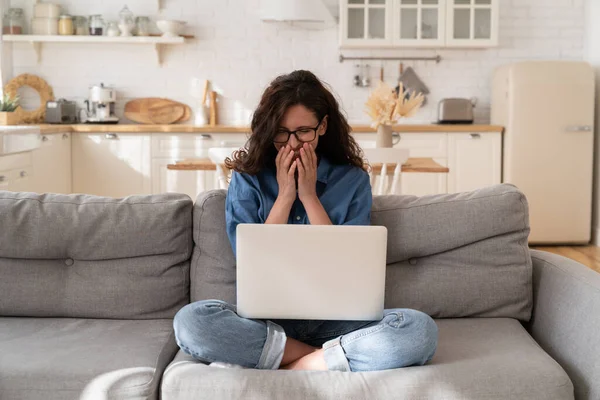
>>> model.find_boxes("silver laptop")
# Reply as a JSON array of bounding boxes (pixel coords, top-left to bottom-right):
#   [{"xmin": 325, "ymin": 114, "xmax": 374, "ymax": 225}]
[{"xmin": 236, "ymin": 224, "xmax": 387, "ymax": 321}]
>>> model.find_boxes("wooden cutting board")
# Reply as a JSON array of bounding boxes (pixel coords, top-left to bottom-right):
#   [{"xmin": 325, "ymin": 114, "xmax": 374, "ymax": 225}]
[{"xmin": 125, "ymin": 98, "xmax": 190, "ymax": 124}]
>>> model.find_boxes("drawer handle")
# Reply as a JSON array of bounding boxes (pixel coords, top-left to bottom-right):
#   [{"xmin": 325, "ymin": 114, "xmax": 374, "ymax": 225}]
[
  {"xmin": 41, "ymin": 135, "xmax": 49, "ymax": 142},
  {"xmin": 0, "ymin": 175, "xmax": 5, "ymax": 182},
  {"xmin": 20, "ymin": 171, "xmax": 28, "ymax": 178},
  {"xmin": 470, "ymin": 133, "xmax": 481, "ymax": 139},
  {"xmin": 62, "ymin": 133, "xmax": 69, "ymax": 140},
  {"xmin": 105, "ymin": 133, "xmax": 119, "ymax": 140},
  {"xmin": 566, "ymin": 125, "xmax": 592, "ymax": 132},
  {"xmin": 392, "ymin": 132, "xmax": 401, "ymax": 145}
]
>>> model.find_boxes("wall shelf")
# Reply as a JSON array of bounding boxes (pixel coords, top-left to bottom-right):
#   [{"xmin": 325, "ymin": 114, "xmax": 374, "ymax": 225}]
[{"xmin": 2, "ymin": 35, "xmax": 190, "ymax": 66}]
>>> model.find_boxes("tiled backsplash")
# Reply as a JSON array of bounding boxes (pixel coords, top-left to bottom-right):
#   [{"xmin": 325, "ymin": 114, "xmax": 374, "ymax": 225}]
[{"xmin": 5, "ymin": 0, "xmax": 585, "ymax": 125}]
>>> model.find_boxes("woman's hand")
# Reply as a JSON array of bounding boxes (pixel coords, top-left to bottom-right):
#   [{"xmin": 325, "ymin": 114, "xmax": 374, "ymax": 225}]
[
  {"xmin": 275, "ymin": 145, "xmax": 297, "ymax": 205},
  {"xmin": 297, "ymin": 143, "xmax": 318, "ymax": 203}
]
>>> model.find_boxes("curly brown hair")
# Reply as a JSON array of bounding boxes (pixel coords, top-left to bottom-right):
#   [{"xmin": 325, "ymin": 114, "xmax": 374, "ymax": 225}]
[{"xmin": 226, "ymin": 70, "xmax": 365, "ymax": 175}]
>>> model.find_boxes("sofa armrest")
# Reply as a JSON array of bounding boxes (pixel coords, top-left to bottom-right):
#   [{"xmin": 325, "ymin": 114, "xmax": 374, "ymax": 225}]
[{"xmin": 527, "ymin": 249, "xmax": 600, "ymax": 400}]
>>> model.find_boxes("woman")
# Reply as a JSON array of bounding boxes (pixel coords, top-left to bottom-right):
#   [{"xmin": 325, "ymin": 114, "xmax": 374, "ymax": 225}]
[{"xmin": 173, "ymin": 70, "xmax": 438, "ymax": 372}]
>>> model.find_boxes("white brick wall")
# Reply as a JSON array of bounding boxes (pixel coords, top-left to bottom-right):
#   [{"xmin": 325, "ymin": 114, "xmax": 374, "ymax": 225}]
[{"xmin": 6, "ymin": 0, "xmax": 585, "ymax": 124}]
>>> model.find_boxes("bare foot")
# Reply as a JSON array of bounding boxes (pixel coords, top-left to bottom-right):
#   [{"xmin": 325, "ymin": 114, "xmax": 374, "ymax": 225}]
[{"xmin": 280, "ymin": 348, "xmax": 328, "ymax": 371}]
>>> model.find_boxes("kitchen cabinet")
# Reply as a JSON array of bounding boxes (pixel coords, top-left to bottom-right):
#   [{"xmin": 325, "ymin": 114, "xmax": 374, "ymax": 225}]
[
  {"xmin": 31, "ymin": 132, "xmax": 72, "ymax": 194},
  {"xmin": 340, "ymin": 0, "xmax": 393, "ymax": 48},
  {"xmin": 447, "ymin": 132, "xmax": 501, "ymax": 193},
  {"xmin": 0, "ymin": 152, "xmax": 33, "ymax": 193},
  {"xmin": 445, "ymin": 0, "xmax": 499, "ymax": 47},
  {"xmin": 394, "ymin": 0, "xmax": 446, "ymax": 47},
  {"xmin": 151, "ymin": 134, "xmax": 216, "ymax": 199},
  {"xmin": 340, "ymin": 0, "xmax": 498, "ymax": 48},
  {"xmin": 72, "ymin": 133, "xmax": 151, "ymax": 198}
]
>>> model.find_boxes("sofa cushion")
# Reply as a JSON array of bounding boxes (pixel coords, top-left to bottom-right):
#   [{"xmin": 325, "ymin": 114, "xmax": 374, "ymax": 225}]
[
  {"xmin": 0, "ymin": 317, "xmax": 177, "ymax": 400},
  {"xmin": 191, "ymin": 184, "xmax": 532, "ymax": 320},
  {"xmin": 161, "ymin": 318, "xmax": 572, "ymax": 400},
  {"xmin": 0, "ymin": 191, "xmax": 193, "ymax": 319}
]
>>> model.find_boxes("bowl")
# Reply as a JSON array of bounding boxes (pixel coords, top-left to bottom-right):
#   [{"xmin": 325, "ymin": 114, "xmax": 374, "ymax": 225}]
[{"xmin": 156, "ymin": 20, "xmax": 186, "ymax": 37}]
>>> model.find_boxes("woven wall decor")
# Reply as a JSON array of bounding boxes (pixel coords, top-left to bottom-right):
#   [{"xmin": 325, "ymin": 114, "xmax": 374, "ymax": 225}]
[{"xmin": 4, "ymin": 74, "xmax": 54, "ymax": 123}]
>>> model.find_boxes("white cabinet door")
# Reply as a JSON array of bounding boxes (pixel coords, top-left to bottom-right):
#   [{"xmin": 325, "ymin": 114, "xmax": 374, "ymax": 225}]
[
  {"xmin": 72, "ymin": 133, "xmax": 151, "ymax": 198},
  {"xmin": 32, "ymin": 132, "xmax": 72, "ymax": 194},
  {"xmin": 340, "ymin": 0, "xmax": 394, "ymax": 47},
  {"xmin": 447, "ymin": 132, "xmax": 501, "ymax": 193},
  {"xmin": 393, "ymin": 0, "xmax": 446, "ymax": 47},
  {"xmin": 445, "ymin": 0, "xmax": 499, "ymax": 47},
  {"xmin": 0, "ymin": 169, "xmax": 12, "ymax": 191},
  {"xmin": 11, "ymin": 166, "xmax": 34, "ymax": 192},
  {"xmin": 151, "ymin": 158, "xmax": 217, "ymax": 201}
]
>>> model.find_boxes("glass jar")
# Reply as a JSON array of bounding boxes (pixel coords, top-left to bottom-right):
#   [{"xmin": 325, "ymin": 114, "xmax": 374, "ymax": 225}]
[
  {"xmin": 135, "ymin": 16, "xmax": 150, "ymax": 36},
  {"xmin": 74, "ymin": 16, "xmax": 88, "ymax": 35},
  {"xmin": 89, "ymin": 15, "xmax": 104, "ymax": 36},
  {"xmin": 118, "ymin": 5, "xmax": 135, "ymax": 36},
  {"xmin": 106, "ymin": 21, "xmax": 120, "ymax": 37},
  {"xmin": 3, "ymin": 8, "xmax": 24, "ymax": 35},
  {"xmin": 58, "ymin": 15, "xmax": 74, "ymax": 35}
]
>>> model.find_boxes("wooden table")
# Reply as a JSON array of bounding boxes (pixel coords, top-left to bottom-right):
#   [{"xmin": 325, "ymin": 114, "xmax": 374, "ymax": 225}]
[{"xmin": 167, "ymin": 157, "xmax": 449, "ymax": 173}]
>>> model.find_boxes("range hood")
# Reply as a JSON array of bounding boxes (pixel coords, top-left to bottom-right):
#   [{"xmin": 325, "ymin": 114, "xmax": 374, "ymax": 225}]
[{"xmin": 260, "ymin": 0, "xmax": 335, "ymax": 24}]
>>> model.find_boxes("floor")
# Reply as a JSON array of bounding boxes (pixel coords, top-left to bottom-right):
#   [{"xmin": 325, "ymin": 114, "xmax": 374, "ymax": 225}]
[{"xmin": 531, "ymin": 245, "xmax": 600, "ymax": 274}]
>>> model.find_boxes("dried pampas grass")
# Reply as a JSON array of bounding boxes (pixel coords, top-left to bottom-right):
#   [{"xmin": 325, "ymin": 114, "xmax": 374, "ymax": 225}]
[{"xmin": 365, "ymin": 82, "xmax": 424, "ymax": 128}]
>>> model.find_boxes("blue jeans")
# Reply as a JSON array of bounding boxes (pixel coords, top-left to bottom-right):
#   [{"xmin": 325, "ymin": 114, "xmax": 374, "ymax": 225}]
[{"xmin": 173, "ymin": 299, "xmax": 438, "ymax": 372}]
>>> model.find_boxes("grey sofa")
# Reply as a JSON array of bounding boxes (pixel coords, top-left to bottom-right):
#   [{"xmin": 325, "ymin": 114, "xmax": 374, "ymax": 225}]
[{"xmin": 0, "ymin": 184, "xmax": 598, "ymax": 400}]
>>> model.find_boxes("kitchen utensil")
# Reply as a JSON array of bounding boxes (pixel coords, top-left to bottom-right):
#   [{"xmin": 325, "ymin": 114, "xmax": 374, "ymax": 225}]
[
  {"xmin": 399, "ymin": 66, "xmax": 429, "ymax": 96},
  {"xmin": 124, "ymin": 98, "xmax": 189, "ymax": 124},
  {"xmin": 31, "ymin": 17, "xmax": 58, "ymax": 35},
  {"xmin": 149, "ymin": 103, "xmax": 185, "ymax": 124},
  {"xmin": 34, "ymin": 3, "xmax": 61, "ymax": 18},
  {"xmin": 361, "ymin": 64, "xmax": 371, "ymax": 87},
  {"xmin": 83, "ymin": 83, "xmax": 119, "ymax": 124},
  {"xmin": 353, "ymin": 64, "xmax": 361, "ymax": 87},
  {"xmin": 45, "ymin": 99, "xmax": 78, "ymax": 124},
  {"xmin": 394, "ymin": 63, "xmax": 405, "ymax": 98},
  {"xmin": 178, "ymin": 104, "xmax": 192, "ymax": 123},
  {"xmin": 156, "ymin": 20, "xmax": 186, "ymax": 37},
  {"xmin": 209, "ymin": 91, "xmax": 218, "ymax": 126},
  {"xmin": 437, "ymin": 98, "xmax": 475, "ymax": 124},
  {"xmin": 380, "ymin": 65, "xmax": 384, "ymax": 82}
]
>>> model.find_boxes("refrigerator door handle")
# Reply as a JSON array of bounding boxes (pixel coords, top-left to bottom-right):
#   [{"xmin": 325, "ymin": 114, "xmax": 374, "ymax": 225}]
[{"xmin": 565, "ymin": 125, "xmax": 593, "ymax": 132}]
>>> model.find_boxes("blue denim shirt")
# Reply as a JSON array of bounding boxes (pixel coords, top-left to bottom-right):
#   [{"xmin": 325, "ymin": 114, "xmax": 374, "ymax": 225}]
[{"xmin": 225, "ymin": 156, "xmax": 372, "ymax": 256}]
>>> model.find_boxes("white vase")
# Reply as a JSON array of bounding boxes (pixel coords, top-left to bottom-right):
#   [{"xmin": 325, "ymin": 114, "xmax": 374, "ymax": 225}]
[{"xmin": 376, "ymin": 124, "xmax": 393, "ymax": 148}]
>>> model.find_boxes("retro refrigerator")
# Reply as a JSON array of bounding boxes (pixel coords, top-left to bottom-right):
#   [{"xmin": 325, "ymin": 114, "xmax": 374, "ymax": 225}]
[{"xmin": 492, "ymin": 61, "xmax": 595, "ymax": 244}]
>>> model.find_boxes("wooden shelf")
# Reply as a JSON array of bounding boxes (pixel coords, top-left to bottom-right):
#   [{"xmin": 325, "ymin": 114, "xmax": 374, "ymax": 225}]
[{"xmin": 2, "ymin": 34, "xmax": 191, "ymax": 66}]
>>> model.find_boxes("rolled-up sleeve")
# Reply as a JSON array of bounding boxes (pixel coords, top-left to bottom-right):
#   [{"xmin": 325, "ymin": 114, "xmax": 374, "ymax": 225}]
[
  {"xmin": 225, "ymin": 171, "xmax": 262, "ymax": 257},
  {"xmin": 343, "ymin": 170, "xmax": 372, "ymax": 226}
]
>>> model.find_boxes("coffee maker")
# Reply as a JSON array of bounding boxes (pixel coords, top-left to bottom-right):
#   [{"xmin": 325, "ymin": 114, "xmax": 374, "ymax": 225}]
[{"xmin": 82, "ymin": 83, "xmax": 119, "ymax": 124}]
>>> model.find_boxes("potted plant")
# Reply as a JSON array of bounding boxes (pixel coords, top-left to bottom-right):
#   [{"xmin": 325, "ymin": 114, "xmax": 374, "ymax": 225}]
[
  {"xmin": 365, "ymin": 82, "xmax": 424, "ymax": 148},
  {"xmin": 0, "ymin": 93, "xmax": 20, "ymax": 125}
]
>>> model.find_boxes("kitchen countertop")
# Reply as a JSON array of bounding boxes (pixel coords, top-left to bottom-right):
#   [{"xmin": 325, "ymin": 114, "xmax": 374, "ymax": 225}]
[
  {"xmin": 32, "ymin": 124, "xmax": 504, "ymax": 134},
  {"xmin": 168, "ymin": 157, "xmax": 450, "ymax": 174}
]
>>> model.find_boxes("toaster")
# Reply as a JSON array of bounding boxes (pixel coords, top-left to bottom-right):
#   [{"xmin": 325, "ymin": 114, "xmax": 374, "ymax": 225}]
[
  {"xmin": 437, "ymin": 98, "xmax": 475, "ymax": 124},
  {"xmin": 45, "ymin": 99, "xmax": 78, "ymax": 124}
]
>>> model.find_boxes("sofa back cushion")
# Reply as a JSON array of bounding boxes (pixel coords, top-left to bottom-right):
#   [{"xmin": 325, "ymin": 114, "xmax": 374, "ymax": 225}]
[
  {"xmin": 191, "ymin": 184, "xmax": 532, "ymax": 321},
  {"xmin": 0, "ymin": 192, "xmax": 192, "ymax": 319}
]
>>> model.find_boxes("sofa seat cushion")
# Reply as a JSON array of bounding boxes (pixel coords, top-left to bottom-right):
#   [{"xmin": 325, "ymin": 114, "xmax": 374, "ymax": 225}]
[
  {"xmin": 161, "ymin": 318, "xmax": 573, "ymax": 400},
  {"xmin": 0, "ymin": 317, "xmax": 178, "ymax": 400}
]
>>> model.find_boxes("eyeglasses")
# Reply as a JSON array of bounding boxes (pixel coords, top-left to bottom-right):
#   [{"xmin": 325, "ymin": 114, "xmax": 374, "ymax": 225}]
[{"xmin": 273, "ymin": 119, "xmax": 323, "ymax": 144}]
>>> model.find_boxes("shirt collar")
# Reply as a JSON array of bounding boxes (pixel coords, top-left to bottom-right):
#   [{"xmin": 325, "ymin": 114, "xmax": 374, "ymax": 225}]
[{"xmin": 317, "ymin": 156, "xmax": 330, "ymax": 184}]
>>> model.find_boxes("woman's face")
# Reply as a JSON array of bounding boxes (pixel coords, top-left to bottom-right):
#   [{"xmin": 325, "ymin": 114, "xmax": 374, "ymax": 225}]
[{"xmin": 273, "ymin": 104, "xmax": 328, "ymax": 161}]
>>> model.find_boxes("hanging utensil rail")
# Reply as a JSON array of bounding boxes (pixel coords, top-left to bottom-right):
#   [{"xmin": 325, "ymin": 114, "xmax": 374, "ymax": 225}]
[{"xmin": 339, "ymin": 54, "xmax": 442, "ymax": 63}]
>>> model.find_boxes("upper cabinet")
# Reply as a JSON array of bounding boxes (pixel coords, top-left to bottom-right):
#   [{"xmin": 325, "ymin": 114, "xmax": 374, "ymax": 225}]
[
  {"xmin": 446, "ymin": 0, "xmax": 499, "ymax": 47},
  {"xmin": 340, "ymin": 0, "xmax": 393, "ymax": 47},
  {"xmin": 339, "ymin": 0, "xmax": 498, "ymax": 48}
]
